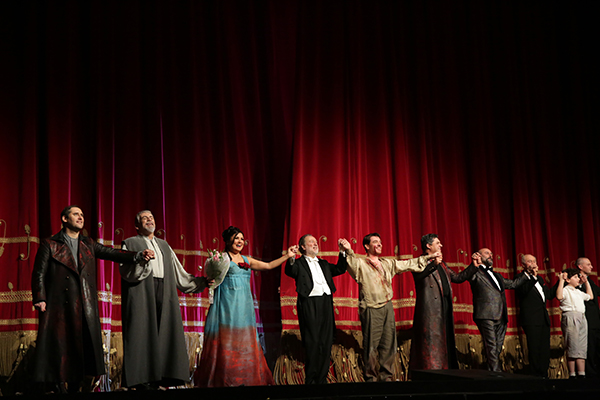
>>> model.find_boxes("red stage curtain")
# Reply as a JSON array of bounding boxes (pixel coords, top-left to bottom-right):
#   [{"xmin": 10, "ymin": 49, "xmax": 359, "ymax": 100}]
[{"xmin": 0, "ymin": 0, "xmax": 598, "ymax": 386}]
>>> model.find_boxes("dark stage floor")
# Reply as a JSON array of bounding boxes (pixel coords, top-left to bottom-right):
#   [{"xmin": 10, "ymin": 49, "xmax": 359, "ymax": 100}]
[{"xmin": 6, "ymin": 371, "xmax": 600, "ymax": 400}]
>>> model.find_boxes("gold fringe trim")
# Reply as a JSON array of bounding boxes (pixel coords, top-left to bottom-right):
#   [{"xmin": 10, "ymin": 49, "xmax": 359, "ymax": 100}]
[
  {"xmin": 100, "ymin": 331, "xmax": 204, "ymax": 390},
  {"xmin": 273, "ymin": 330, "xmax": 570, "ymax": 383},
  {"xmin": 0, "ymin": 329, "xmax": 574, "ymax": 387},
  {"xmin": 0, "ymin": 331, "xmax": 37, "ymax": 377}
]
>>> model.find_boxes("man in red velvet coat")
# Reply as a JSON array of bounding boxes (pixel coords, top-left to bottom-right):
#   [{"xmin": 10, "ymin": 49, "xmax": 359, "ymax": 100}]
[
  {"xmin": 31, "ymin": 205, "xmax": 154, "ymax": 393},
  {"xmin": 410, "ymin": 234, "xmax": 477, "ymax": 372}
]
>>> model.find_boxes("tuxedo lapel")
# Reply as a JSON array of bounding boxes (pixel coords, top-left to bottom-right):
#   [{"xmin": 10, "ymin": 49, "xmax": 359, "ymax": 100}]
[
  {"xmin": 479, "ymin": 269, "xmax": 501, "ymax": 291},
  {"xmin": 530, "ymin": 277, "xmax": 545, "ymax": 302},
  {"xmin": 299, "ymin": 257, "xmax": 314, "ymax": 282},
  {"xmin": 493, "ymin": 271, "xmax": 505, "ymax": 291}
]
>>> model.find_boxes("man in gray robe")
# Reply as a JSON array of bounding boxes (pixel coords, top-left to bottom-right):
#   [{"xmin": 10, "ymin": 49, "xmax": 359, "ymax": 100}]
[{"xmin": 120, "ymin": 210, "xmax": 211, "ymax": 389}]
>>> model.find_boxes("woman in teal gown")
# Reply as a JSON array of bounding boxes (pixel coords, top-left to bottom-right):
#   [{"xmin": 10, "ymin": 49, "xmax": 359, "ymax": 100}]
[{"xmin": 195, "ymin": 226, "xmax": 297, "ymax": 387}]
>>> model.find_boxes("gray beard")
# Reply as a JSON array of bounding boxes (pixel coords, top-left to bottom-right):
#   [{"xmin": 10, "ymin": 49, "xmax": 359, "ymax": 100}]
[{"xmin": 483, "ymin": 258, "xmax": 493, "ymax": 267}]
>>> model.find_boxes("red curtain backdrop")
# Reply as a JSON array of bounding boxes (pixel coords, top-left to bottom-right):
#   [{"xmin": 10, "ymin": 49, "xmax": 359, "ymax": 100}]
[{"xmin": 0, "ymin": 0, "xmax": 598, "ymax": 383}]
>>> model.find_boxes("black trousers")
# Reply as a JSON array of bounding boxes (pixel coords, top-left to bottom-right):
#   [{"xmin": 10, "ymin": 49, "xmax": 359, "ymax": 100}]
[
  {"xmin": 522, "ymin": 324, "xmax": 550, "ymax": 377},
  {"xmin": 297, "ymin": 294, "xmax": 335, "ymax": 384},
  {"xmin": 587, "ymin": 327, "xmax": 600, "ymax": 378},
  {"xmin": 475, "ymin": 319, "xmax": 507, "ymax": 372}
]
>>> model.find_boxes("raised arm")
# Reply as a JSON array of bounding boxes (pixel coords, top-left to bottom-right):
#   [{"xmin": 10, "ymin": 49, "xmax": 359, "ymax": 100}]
[
  {"xmin": 249, "ymin": 245, "xmax": 298, "ymax": 271},
  {"xmin": 581, "ymin": 274, "xmax": 594, "ymax": 299},
  {"xmin": 556, "ymin": 272, "xmax": 566, "ymax": 301},
  {"xmin": 330, "ymin": 240, "xmax": 349, "ymax": 276},
  {"xmin": 339, "ymin": 238, "xmax": 361, "ymax": 282},
  {"xmin": 503, "ymin": 272, "xmax": 528, "ymax": 290},
  {"xmin": 449, "ymin": 262, "xmax": 479, "ymax": 283},
  {"xmin": 170, "ymin": 247, "xmax": 212, "ymax": 293},
  {"xmin": 392, "ymin": 251, "xmax": 441, "ymax": 275}
]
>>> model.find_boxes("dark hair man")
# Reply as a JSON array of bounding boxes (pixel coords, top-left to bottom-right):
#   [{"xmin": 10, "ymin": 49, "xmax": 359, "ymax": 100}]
[{"xmin": 31, "ymin": 206, "xmax": 154, "ymax": 393}]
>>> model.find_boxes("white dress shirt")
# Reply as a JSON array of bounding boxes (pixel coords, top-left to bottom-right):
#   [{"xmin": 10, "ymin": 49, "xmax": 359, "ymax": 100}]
[
  {"xmin": 525, "ymin": 271, "xmax": 545, "ymax": 302},
  {"xmin": 305, "ymin": 255, "xmax": 332, "ymax": 297}
]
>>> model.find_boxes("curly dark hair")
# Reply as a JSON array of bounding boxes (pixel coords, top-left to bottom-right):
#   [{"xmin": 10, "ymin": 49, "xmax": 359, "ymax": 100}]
[{"xmin": 222, "ymin": 226, "xmax": 244, "ymax": 251}]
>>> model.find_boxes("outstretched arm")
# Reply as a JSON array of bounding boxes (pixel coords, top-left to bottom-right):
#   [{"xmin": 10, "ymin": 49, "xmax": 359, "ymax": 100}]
[
  {"xmin": 250, "ymin": 245, "xmax": 298, "ymax": 271},
  {"xmin": 339, "ymin": 238, "xmax": 361, "ymax": 282}
]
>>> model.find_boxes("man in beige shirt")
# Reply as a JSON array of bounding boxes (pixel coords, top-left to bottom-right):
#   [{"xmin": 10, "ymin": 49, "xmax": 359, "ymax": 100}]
[{"xmin": 339, "ymin": 234, "xmax": 440, "ymax": 382}]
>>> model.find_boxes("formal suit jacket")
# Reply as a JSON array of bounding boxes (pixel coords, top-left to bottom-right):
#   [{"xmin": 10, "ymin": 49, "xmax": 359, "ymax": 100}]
[
  {"xmin": 285, "ymin": 253, "xmax": 347, "ymax": 299},
  {"xmin": 515, "ymin": 272, "xmax": 551, "ymax": 327},
  {"xmin": 285, "ymin": 253, "xmax": 347, "ymax": 342},
  {"xmin": 579, "ymin": 279, "xmax": 600, "ymax": 329},
  {"xmin": 468, "ymin": 264, "xmax": 527, "ymax": 322}
]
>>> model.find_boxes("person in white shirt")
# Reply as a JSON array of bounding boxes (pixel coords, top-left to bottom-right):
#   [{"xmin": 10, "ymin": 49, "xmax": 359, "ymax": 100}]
[
  {"xmin": 285, "ymin": 234, "xmax": 348, "ymax": 384},
  {"xmin": 557, "ymin": 268, "xmax": 594, "ymax": 379}
]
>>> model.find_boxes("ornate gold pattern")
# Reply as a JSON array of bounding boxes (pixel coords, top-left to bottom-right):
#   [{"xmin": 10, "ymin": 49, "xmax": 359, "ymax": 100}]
[
  {"xmin": 0, "ymin": 290, "xmax": 32, "ymax": 303},
  {"xmin": 0, "ymin": 236, "xmax": 40, "ymax": 245},
  {"xmin": 0, "ymin": 318, "xmax": 38, "ymax": 326}
]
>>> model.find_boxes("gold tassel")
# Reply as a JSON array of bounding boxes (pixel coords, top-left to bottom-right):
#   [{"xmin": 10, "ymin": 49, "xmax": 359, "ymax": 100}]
[
  {"xmin": 106, "ymin": 332, "xmax": 123, "ymax": 391},
  {"xmin": 185, "ymin": 332, "xmax": 202, "ymax": 388},
  {"xmin": 0, "ymin": 331, "xmax": 37, "ymax": 378}
]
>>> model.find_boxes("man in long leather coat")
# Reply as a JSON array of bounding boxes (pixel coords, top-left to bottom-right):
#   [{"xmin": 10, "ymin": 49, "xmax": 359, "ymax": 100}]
[
  {"xmin": 410, "ymin": 234, "xmax": 477, "ymax": 372},
  {"xmin": 31, "ymin": 205, "xmax": 154, "ymax": 393}
]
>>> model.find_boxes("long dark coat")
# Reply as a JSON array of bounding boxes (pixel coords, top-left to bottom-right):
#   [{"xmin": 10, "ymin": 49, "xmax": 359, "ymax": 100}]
[
  {"xmin": 410, "ymin": 261, "xmax": 477, "ymax": 370},
  {"xmin": 31, "ymin": 231, "xmax": 138, "ymax": 383},
  {"xmin": 120, "ymin": 236, "xmax": 193, "ymax": 387}
]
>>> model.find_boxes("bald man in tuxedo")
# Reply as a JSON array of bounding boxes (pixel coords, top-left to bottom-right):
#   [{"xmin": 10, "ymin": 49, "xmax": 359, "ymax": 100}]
[
  {"xmin": 467, "ymin": 248, "xmax": 527, "ymax": 372},
  {"xmin": 515, "ymin": 254, "xmax": 552, "ymax": 377}
]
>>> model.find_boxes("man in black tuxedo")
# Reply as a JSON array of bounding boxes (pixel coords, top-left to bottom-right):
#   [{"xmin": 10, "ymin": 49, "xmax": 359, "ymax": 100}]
[
  {"xmin": 576, "ymin": 257, "xmax": 600, "ymax": 378},
  {"xmin": 285, "ymin": 235, "xmax": 348, "ymax": 384},
  {"xmin": 467, "ymin": 248, "xmax": 527, "ymax": 372},
  {"xmin": 515, "ymin": 254, "xmax": 552, "ymax": 377}
]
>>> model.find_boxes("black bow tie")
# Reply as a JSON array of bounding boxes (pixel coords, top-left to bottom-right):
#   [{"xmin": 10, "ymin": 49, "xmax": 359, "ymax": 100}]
[{"xmin": 481, "ymin": 266, "xmax": 493, "ymax": 272}]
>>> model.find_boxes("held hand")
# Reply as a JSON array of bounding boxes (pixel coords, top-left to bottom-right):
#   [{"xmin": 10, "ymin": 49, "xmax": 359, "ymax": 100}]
[
  {"xmin": 427, "ymin": 251, "xmax": 442, "ymax": 260},
  {"xmin": 581, "ymin": 274, "xmax": 588, "ymax": 284},
  {"xmin": 433, "ymin": 254, "xmax": 443, "ymax": 265},
  {"xmin": 338, "ymin": 238, "xmax": 351, "ymax": 251},
  {"xmin": 34, "ymin": 301, "xmax": 46, "ymax": 312},
  {"xmin": 287, "ymin": 245, "xmax": 298, "ymax": 258},
  {"xmin": 472, "ymin": 252, "xmax": 482, "ymax": 267},
  {"xmin": 559, "ymin": 272, "xmax": 567, "ymax": 281},
  {"xmin": 142, "ymin": 249, "xmax": 155, "ymax": 261},
  {"xmin": 531, "ymin": 265, "xmax": 539, "ymax": 277},
  {"xmin": 206, "ymin": 278, "xmax": 216, "ymax": 288}
]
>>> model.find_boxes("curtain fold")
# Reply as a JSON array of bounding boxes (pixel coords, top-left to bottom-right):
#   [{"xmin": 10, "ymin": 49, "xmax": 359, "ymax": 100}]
[{"xmin": 1, "ymin": 0, "xmax": 598, "ymax": 386}]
